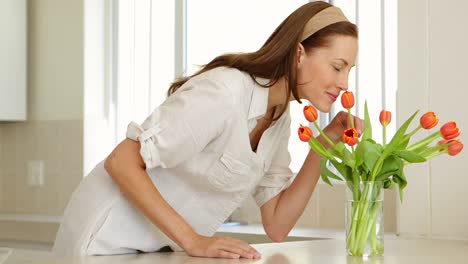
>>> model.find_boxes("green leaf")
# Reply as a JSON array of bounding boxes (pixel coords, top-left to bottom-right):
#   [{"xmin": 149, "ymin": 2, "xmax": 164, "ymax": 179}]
[
  {"xmin": 394, "ymin": 150, "xmax": 426, "ymax": 163},
  {"xmin": 384, "ymin": 110, "xmax": 419, "ymax": 154},
  {"xmin": 330, "ymin": 160, "xmax": 352, "ymax": 181},
  {"xmin": 329, "ymin": 142, "xmax": 354, "ymax": 167},
  {"xmin": 356, "ymin": 140, "xmax": 382, "ymax": 174},
  {"xmin": 392, "ymin": 170, "xmax": 407, "ymax": 203},
  {"xmin": 381, "ymin": 155, "xmax": 402, "ymax": 173},
  {"xmin": 339, "ymin": 144, "xmax": 355, "ymax": 167},
  {"xmin": 354, "ymin": 142, "xmax": 365, "ymax": 167},
  {"xmin": 399, "ymin": 187, "xmax": 405, "ymax": 203},
  {"xmin": 362, "ymin": 101, "xmax": 372, "ymax": 141},
  {"xmin": 308, "ymin": 137, "xmax": 332, "ymax": 159},
  {"xmin": 383, "ymin": 178, "xmax": 394, "ymax": 189},
  {"xmin": 355, "ymin": 139, "xmax": 381, "ymax": 171},
  {"xmin": 375, "ymin": 155, "xmax": 403, "ymax": 181},
  {"xmin": 320, "ymin": 158, "xmax": 344, "ymax": 186},
  {"xmin": 396, "ymin": 136, "xmax": 411, "ymax": 150},
  {"xmin": 398, "ymin": 168, "xmax": 408, "ymax": 188},
  {"xmin": 333, "ymin": 141, "xmax": 346, "ymax": 154},
  {"xmin": 376, "ymin": 170, "xmax": 397, "ymax": 182},
  {"xmin": 325, "ymin": 161, "xmax": 344, "ymax": 181},
  {"xmin": 319, "ymin": 158, "xmax": 333, "ymax": 186},
  {"xmin": 361, "ymin": 171, "xmax": 370, "ymax": 182}
]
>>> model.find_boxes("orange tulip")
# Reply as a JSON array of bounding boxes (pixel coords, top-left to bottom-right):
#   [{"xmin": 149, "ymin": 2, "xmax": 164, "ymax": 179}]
[
  {"xmin": 343, "ymin": 128, "xmax": 359, "ymax": 146},
  {"xmin": 303, "ymin": 105, "xmax": 318, "ymax": 122},
  {"xmin": 437, "ymin": 139, "xmax": 449, "ymax": 152},
  {"xmin": 379, "ymin": 110, "xmax": 391, "ymax": 126},
  {"xmin": 420, "ymin": 112, "xmax": 438, "ymax": 129},
  {"xmin": 448, "ymin": 140, "xmax": 464, "ymax": 156},
  {"xmin": 341, "ymin": 91, "xmax": 355, "ymax": 109},
  {"xmin": 440, "ymin": 121, "xmax": 460, "ymax": 140},
  {"xmin": 298, "ymin": 125, "xmax": 313, "ymax": 142},
  {"xmin": 438, "ymin": 139, "xmax": 464, "ymax": 156}
]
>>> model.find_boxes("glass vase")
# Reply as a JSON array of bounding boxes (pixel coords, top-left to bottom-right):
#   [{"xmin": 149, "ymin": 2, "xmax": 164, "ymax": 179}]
[{"xmin": 345, "ymin": 181, "xmax": 384, "ymax": 257}]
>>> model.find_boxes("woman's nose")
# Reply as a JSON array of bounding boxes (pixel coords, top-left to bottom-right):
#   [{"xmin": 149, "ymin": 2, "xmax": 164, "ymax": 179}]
[
  {"xmin": 337, "ymin": 74, "xmax": 349, "ymax": 91},
  {"xmin": 337, "ymin": 81, "xmax": 348, "ymax": 91}
]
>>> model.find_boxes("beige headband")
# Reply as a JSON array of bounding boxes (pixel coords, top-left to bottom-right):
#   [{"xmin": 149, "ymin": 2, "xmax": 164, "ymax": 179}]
[{"xmin": 300, "ymin": 6, "xmax": 349, "ymax": 42}]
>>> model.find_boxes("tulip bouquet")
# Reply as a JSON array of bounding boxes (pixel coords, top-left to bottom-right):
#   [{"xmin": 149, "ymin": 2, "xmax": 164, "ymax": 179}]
[{"xmin": 298, "ymin": 91, "xmax": 463, "ymax": 257}]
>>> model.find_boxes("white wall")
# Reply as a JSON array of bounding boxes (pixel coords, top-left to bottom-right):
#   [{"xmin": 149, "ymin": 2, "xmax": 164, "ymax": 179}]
[{"xmin": 397, "ymin": 0, "xmax": 468, "ymax": 240}]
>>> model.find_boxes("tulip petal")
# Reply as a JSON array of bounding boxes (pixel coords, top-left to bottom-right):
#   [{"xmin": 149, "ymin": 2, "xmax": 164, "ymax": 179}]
[
  {"xmin": 303, "ymin": 105, "xmax": 318, "ymax": 122},
  {"xmin": 379, "ymin": 110, "xmax": 391, "ymax": 126},
  {"xmin": 420, "ymin": 112, "xmax": 438, "ymax": 129},
  {"xmin": 341, "ymin": 91, "xmax": 355, "ymax": 109},
  {"xmin": 298, "ymin": 125, "xmax": 313, "ymax": 142}
]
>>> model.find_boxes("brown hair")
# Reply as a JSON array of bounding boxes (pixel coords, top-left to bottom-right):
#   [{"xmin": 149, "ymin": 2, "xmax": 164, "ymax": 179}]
[{"xmin": 167, "ymin": 1, "xmax": 358, "ymax": 120}]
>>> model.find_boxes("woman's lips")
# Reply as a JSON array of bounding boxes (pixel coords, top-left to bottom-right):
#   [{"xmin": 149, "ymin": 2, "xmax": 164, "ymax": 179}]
[{"xmin": 327, "ymin": 92, "xmax": 338, "ymax": 102}]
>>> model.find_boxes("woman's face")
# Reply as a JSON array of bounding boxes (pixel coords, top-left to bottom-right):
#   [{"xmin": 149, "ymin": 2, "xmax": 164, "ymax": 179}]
[{"xmin": 295, "ymin": 35, "xmax": 358, "ymax": 113}]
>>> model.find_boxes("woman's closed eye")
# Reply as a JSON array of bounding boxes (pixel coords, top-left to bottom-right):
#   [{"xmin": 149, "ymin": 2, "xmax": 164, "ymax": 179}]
[{"xmin": 332, "ymin": 65, "xmax": 342, "ymax": 72}]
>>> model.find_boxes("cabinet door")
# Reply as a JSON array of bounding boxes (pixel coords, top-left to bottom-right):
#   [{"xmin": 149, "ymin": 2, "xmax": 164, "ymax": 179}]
[{"xmin": 0, "ymin": 0, "xmax": 27, "ymax": 121}]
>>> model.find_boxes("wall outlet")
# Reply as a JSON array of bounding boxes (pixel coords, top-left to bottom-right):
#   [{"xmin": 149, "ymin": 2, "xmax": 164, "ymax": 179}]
[{"xmin": 27, "ymin": 160, "xmax": 45, "ymax": 187}]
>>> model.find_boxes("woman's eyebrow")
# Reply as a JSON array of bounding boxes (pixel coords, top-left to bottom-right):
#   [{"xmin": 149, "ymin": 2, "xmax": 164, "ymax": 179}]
[
  {"xmin": 335, "ymin": 58, "xmax": 355, "ymax": 67},
  {"xmin": 334, "ymin": 58, "xmax": 349, "ymax": 66}
]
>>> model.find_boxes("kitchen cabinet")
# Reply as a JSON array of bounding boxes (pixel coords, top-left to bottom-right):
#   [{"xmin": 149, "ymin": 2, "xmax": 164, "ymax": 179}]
[{"xmin": 0, "ymin": 0, "xmax": 27, "ymax": 121}]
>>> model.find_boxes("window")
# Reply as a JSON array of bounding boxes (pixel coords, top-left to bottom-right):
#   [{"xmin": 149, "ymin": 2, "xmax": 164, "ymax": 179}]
[
  {"xmin": 114, "ymin": 0, "xmax": 397, "ymax": 176},
  {"xmin": 114, "ymin": 0, "xmax": 175, "ymax": 141},
  {"xmin": 186, "ymin": 0, "xmax": 309, "ymax": 171},
  {"xmin": 185, "ymin": 0, "xmax": 397, "ymax": 175}
]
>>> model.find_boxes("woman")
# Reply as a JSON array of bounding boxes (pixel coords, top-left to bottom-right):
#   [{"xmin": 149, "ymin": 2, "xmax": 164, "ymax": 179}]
[{"xmin": 53, "ymin": 1, "xmax": 362, "ymax": 259}]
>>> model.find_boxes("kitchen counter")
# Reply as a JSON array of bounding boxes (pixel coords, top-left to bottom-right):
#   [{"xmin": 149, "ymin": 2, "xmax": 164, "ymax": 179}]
[
  {"xmin": 2, "ymin": 238, "xmax": 468, "ymax": 264},
  {"xmin": 217, "ymin": 223, "xmax": 397, "ymax": 240}
]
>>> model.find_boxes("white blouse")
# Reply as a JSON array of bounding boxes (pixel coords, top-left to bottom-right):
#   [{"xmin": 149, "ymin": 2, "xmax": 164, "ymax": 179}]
[{"xmin": 52, "ymin": 67, "xmax": 294, "ymax": 256}]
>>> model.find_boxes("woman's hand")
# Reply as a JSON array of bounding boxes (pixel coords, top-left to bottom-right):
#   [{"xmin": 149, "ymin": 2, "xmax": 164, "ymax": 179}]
[
  {"xmin": 184, "ymin": 234, "xmax": 261, "ymax": 259},
  {"xmin": 320, "ymin": 111, "xmax": 364, "ymax": 147}
]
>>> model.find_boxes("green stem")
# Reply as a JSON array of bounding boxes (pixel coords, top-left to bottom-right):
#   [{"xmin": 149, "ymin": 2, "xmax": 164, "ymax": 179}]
[
  {"xmin": 347, "ymin": 171, "xmax": 363, "ymax": 251},
  {"xmin": 346, "ymin": 200, "xmax": 360, "ymax": 251},
  {"xmin": 407, "ymin": 131, "xmax": 441, "ymax": 151},
  {"xmin": 370, "ymin": 156, "xmax": 385, "ymax": 182},
  {"xmin": 351, "ymin": 200, "xmax": 365, "ymax": 254},
  {"xmin": 353, "ymin": 200, "xmax": 370, "ymax": 253},
  {"xmin": 313, "ymin": 122, "xmax": 335, "ymax": 148},
  {"xmin": 352, "ymin": 183, "xmax": 382, "ymax": 255},
  {"xmin": 382, "ymin": 125, "xmax": 387, "ymax": 146},
  {"xmin": 407, "ymin": 125, "xmax": 421, "ymax": 138},
  {"xmin": 347, "ymin": 109, "xmax": 355, "ymax": 129},
  {"xmin": 351, "ymin": 184, "xmax": 371, "ymax": 254},
  {"xmin": 371, "ymin": 221, "xmax": 377, "ymax": 254},
  {"xmin": 419, "ymin": 141, "xmax": 454, "ymax": 157},
  {"xmin": 357, "ymin": 200, "xmax": 382, "ymax": 255},
  {"xmin": 424, "ymin": 150, "xmax": 446, "ymax": 160}
]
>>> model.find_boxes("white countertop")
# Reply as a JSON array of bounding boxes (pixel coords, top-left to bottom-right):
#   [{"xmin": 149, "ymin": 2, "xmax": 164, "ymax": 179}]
[
  {"xmin": 217, "ymin": 223, "xmax": 397, "ymax": 240},
  {"xmin": 218, "ymin": 223, "xmax": 346, "ymax": 239},
  {"xmin": 2, "ymin": 238, "xmax": 468, "ymax": 264}
]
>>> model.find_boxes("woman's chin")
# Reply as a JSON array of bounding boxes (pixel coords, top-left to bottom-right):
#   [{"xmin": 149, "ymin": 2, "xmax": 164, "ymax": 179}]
[{"xmin": 316, "ymin": 104, "xmax": 331, "ymax": 113}]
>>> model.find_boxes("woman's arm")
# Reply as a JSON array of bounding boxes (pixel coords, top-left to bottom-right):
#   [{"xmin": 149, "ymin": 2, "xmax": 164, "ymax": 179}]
[
  {"xmin": 105, "ymin": 139, "xmax": 260, "ymax": 259},
  {"xmin": 260, "ymin": 136, "xmax": 324, "ymax": 242},
  {"xmin": 260, "ymin": 112, "xmax": 363, "ymax": 242}
]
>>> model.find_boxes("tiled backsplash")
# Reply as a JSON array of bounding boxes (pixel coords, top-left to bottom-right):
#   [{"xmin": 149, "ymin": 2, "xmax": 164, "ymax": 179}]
[{"xmin": 0, "ymin": 120, "xmax": 83, "ymax": 241}]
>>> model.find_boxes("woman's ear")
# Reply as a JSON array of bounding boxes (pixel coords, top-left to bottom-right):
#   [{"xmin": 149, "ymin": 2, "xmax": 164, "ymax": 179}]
[{"xmin": 296, "ymin": 43, "xmax": 306, "ymax": 68}]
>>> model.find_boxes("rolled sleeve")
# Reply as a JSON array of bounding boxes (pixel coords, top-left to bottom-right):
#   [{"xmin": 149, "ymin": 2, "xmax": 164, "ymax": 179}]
[
  {"xmin": 126, "ymin": 121, "xmax": 164, "ymax": 169},
  {"xmin": 126, "ymin": 78, "xmax": 233, "ymax": 170},
  {"xmin": 252, "ymin": 117, "xmax": 294, "ymax": 207}
]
